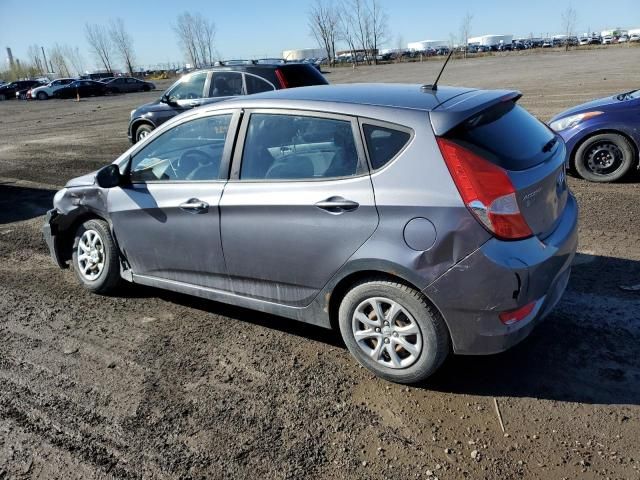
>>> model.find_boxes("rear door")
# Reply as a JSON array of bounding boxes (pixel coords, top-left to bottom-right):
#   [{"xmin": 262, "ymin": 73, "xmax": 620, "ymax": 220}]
[
  {"xmin": 441, "ymin": 100, "xmax": 568, "ymax": 239},
  {"xmin": 219, "ymin": 110, "xmax": 378, "ymax": 306}
]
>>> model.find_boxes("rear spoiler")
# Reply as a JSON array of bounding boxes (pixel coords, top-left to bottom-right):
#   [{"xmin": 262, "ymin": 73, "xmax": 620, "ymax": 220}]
[{"xmin": 430, "ymin": 89, "xmax": 522, "ymax": 136}]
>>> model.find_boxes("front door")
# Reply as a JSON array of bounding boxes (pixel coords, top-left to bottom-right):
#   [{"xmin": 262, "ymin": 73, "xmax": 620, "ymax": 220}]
[
  {"xmin": 108, "ymin": 111, "xmax": 238, "ymax": 290},
  {"xmin": 220, "ymin": 111, "xmax": 378, "ymax": 306}
]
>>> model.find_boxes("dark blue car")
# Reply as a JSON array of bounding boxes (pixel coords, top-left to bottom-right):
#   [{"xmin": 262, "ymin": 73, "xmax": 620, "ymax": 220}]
[{"xmin": 549, "ymin": 89, "xmax": 640, "ymax": 182}]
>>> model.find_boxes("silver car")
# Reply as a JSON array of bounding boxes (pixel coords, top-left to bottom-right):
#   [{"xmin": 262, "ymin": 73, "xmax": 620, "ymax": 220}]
[{"xmin": 43, "ymin": 84, "xmax": 578, "ymax": 384}]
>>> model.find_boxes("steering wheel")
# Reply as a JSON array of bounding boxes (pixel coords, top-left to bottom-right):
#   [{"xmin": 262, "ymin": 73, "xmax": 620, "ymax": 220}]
[{"xmin": 177, "ymin": 149, "xmax": 213, "ymax": 179}]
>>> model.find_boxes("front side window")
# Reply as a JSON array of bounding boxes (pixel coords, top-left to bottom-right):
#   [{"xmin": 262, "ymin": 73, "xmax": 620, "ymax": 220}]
[
  {"xmin": 167, "ymin": 72, "xmax": 207, "ymax": 102},
  {"xmin": 130, "ymin": 114, "xmax": 232, "ymax": 182},
  {"xmin": 240, "ymin": 113, "xmax": 359, "ymax": 180},
  {"xmin": 209, "ymin": 72, "xmax": 244, "ymax": 97}
]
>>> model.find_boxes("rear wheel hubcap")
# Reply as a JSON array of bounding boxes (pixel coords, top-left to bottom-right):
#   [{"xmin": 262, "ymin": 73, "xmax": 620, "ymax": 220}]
[{"xmin": 352, "ymin": 297, "xmax": 423, "ymax": 369}]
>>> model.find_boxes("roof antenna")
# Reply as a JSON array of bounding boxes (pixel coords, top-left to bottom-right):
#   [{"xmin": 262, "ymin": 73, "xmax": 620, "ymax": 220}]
[{"xmin": 421, "ymin": 48, "xmax": 455, "ymax": 92}]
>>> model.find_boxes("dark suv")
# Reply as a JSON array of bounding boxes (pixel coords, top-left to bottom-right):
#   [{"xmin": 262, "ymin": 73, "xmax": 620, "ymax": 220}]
[{"xmin": 128, "ymin": 63, "xmax": 328, "ymax": 142}]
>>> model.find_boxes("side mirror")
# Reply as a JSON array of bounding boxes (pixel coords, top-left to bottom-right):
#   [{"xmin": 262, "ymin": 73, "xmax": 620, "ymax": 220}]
[
  {"xmin": 96, "ymin": 164, "xmax": 122, "ymax": 189},
  {"xmin": 161, "ymin": 93, "xmax": 176, "ymax": 105}
]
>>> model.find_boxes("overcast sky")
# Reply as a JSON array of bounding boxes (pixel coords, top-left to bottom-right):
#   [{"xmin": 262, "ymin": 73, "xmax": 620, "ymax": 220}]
[{"xmin": 1, "ymin": 0, "xmax": 639, "ymax": 70}]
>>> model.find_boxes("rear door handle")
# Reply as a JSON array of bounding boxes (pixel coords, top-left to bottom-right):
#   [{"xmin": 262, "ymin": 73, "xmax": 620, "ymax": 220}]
[
  {"xmin": 315, "ymin": 196, "xmax": 359, "ymax": 214},
  {"xmin": 179, "ymin": 198, "xmax": 209, "ymax": 213}
]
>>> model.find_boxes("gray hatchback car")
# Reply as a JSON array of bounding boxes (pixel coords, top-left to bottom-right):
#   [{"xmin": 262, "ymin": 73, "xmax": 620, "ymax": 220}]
[{"xmin": 43, "ymin": 84, "xmax": 578, "ymax": 384}]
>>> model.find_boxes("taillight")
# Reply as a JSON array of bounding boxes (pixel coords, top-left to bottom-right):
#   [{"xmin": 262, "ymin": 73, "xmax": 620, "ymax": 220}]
[
  {"xmin": 499, "ymin": 300, "xmax": 536, "ymax": 325},
  {"xmin": 436, "ymin": 137, "xmax": 533, "ymax": 240},
  {"xmin": 275, "ymin": 69, "xmax": 289, "ymax": 88}
]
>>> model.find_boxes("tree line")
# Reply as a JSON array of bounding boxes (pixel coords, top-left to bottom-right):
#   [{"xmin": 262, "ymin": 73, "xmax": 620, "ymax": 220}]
[
  {"xmin": 2, "ymin": 11, "xmax": 216, "ymax": 81},
  {"xmin": 308, "ymin": 0, "xmax": 389, "ymax": 66}
]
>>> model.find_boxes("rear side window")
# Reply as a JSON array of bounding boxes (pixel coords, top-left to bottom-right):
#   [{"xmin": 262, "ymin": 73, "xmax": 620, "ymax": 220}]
[
  {"xmin": 245, "ymin": 74, "xmax": 275, "ymax": 94},
  {"xmin": 277, "ymin": 65, "xmax": 328, "ymax": 88},
  {"xmin": 209, "ymin": 72, "xmax": 244, "ymax": 97},
  {"xmin": 447, "ymin": 102, "xmax": 556, "ymax": 171},
  {"xmin": 363, "ymin": 124, "xmax": 411, "ymax": 170}
]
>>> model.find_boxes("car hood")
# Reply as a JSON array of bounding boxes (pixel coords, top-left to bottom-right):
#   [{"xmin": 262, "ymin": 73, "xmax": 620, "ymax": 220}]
[
  {"xmin": 550, "ymin": 94, "xmax": 628, "ymax": 121},
  {"xmin": 133, "ymin": 98, "xmax": 168, "ymax": 115},
  {"xmin": 65, "ymin": 171, "xmax": 97, "ymax": 188}
]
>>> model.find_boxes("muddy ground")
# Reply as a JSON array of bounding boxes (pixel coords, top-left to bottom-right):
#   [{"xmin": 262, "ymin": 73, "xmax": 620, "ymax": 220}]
[{"xmin": 0, "ymin": 47, "xmax": 639, "ymax": 479}]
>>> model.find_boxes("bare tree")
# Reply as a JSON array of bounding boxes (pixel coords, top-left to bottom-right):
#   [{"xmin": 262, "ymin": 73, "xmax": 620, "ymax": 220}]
[
  {"xmin": 65, "ymin": 46, "xmax": 86, "ymax": 76},
  {"xmin": 174, "ymin": 13, "xmax": 199, "ymax": 67},
  {"xmin": 193, "ymin": 14, "xmax": 216, "ymax": 67},
  {"xmin": 110, "ymin": 18, "xmax": 136, "ymax": 74},
  {"xmin": 308, "ymin": 0, "xmax": 339, "ymax": 66},
  {"xmin": 174, "ymin": 12, "xmax": 216, "ymax": 68},
  {"xmin": 368, "ymin": 0, "xmax": 388, "ymax": 65},
  {"xmin": 85, "ymin": 23, "xmax": 114, "ymax": 73},
  {"xmin": 48, "ymin": 44, "xmax": 72, "ymax": 77},
  {"xmin": 459, "ymin": 12, "xmax": 473, "ymax": 58},
  {"xmin": 27, "ymin": 45, "xmax": 44, "ymax": 74},
  {"xmin": 337, "ymin": 1, "xmax": 359, "ymax": 65},
  {"xmin": 561, "ymin": 6, "xmax": 578, "ymax": 51}
]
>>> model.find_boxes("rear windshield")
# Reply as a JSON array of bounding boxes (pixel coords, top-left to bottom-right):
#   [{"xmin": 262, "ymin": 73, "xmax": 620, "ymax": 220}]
[
  {"xmin": 278, "ymin": 65, "xmax": 328, "ymax": 88},
  {"xmin": 447, "ymin": 101, "xmax": 556, "ymax": 171}
]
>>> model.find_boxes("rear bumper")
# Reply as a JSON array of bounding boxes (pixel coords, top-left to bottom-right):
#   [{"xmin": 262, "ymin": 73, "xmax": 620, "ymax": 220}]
[{"xmin": 425, "ymin": 194, "xmax": 579, "ymax": 355}]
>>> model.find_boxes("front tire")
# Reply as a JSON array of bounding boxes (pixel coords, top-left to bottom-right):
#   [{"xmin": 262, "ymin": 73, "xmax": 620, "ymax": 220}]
[
  {"xmin": 37, "ymin": 91, "xmax": 48, "ymax": 100},
  {"xmin": 574, "ymin": 133, "xmax": 635, "ymax": 182},
  {"xmin": 135, "ymin": 124, "xmax": 154, "ymax": 142},
  {"xmin": 71, "ymin": 219, "xmax": 121, "ymax": 294},
  {"xmin": 338, "ymin": 280, "xmax": 450, "ymax": 384}
]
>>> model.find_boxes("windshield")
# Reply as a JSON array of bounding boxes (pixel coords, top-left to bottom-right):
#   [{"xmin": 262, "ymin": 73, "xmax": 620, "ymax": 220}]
[{"xmin": 616, "ymin": 90, "xmax": 639, "ymax": 101}]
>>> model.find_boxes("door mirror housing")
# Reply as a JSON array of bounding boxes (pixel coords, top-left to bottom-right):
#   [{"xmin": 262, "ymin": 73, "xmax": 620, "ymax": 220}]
[
  {"xmin": 96, "ymin": 164, "xmax": 122, "ymax": 189},
  {"xmin": 161, "ymin": 93, "xmax": 178, "ymax": 106}
]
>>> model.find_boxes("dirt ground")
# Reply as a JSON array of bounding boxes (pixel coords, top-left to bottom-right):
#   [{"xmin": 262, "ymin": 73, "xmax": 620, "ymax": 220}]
[{"xmin": 1, "ymin": 47, "xmax": 639, "ymax": 479}]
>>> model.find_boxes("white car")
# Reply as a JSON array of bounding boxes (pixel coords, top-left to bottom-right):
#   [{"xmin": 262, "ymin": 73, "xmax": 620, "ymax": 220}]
[
  {"xmin": 31, "ymin": 78, "xmax": 76, "ymax": 100},
  {"xmin": 630, "ymin": 35, "xmax": 640, "ymax": 42},
  {"xmin": 602, "ymin": 36, "xmax": 614, "ymax": 45},
  {"xmin": 578, "ymin": 37, "xmax": 590, "ymax": 46},
  {"xmin": 618, "ymin": 35, "xmax": 629, "ymax": 43}
]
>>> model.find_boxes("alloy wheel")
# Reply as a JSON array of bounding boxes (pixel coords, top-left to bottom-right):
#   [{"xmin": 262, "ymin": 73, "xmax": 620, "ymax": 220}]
[
  {"xmin": 77, "ymin": 229, "xmax": 105, "ymax": 281},
  {"xmin": 352, "ymin": 297, "xmax": 423, "ymax": 369}
]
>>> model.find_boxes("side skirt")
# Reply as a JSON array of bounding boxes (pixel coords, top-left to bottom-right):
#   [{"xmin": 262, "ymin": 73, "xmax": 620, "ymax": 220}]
[{"xmin": 130, "ymin": 273, "xmax": 332, "ymax": 329}]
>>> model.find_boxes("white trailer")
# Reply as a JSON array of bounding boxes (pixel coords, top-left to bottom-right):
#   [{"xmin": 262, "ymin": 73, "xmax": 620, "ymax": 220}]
[
  {"xmin": 467, "ymin": 34, "xmax": 514, "ymax": 47},
  {"xmin": 407, "ymin": 40, "xmax": 448, "ymax": 51}
]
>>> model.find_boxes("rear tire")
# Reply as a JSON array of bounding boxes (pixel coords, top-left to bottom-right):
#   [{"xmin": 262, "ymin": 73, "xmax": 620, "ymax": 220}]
[
  {"xmin": 574, "ymin": 133, "xmax": 635, "ymax": 182},
  {"xmin": 71, "ymin": 219, "xmax": 121, "ymax": 294},
  {"xmin": 338, "ymin": 279, "xmax": 450, "ymax": 384}
]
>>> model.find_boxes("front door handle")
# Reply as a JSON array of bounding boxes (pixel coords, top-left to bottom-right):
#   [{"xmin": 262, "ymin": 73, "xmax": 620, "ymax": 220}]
[
  {"xmin": 315, "ymin": 196, "xmax": 359, "ymax": 214},
  {"xmin": 179, "ymin": 198, "xmax": 209, "ymax": 213}
]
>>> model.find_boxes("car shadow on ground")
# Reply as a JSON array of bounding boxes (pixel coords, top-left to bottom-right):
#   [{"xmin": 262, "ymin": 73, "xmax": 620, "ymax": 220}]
[
  {"xmin": 125, "ymin": 253, "xmax": 640, "ymax": 405},
  {"xmin": 0, "ymin": 183, "xmax": 55, "ymax": 224}
]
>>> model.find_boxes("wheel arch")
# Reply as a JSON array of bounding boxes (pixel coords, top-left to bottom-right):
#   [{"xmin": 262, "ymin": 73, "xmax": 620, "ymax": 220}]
[
  {"xmin": 130, "ymin": 119, "xmax": 156, "ymax": 141},
  {"xmin": 326, "ymin": 269, "xmax": 451, "ymax": 341},
  {"xmin": 570, "ymin": 128, "xmax": 640, "ymax": 171},
  {"xmin": 56, "ymin": 210, "xmax": 110, "ymax": 266}
]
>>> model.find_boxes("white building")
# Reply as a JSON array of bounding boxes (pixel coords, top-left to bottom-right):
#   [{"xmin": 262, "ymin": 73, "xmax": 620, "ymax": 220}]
[
  {"xmin": 407, "ymin": 40, "xmax": 448, "ymax": 51},
  {"xmin": 467, "ymin": 34, "xmax": 514, "ymax": 47},
  {"xmin": 282, "ymin": 48, "xmax": 327, "ymax": 61},
  {"xmin": 629, "ymin": 28, "xmax": 640, "ymax": 36}
]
